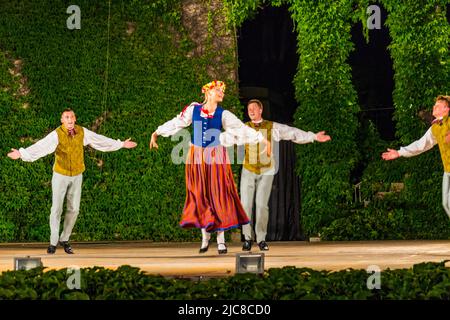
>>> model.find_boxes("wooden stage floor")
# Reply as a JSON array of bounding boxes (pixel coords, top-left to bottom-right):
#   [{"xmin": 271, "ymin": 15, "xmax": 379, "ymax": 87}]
[{"xmin": 1, "ymin": 240, "xmax": 449, "ymax": 277}]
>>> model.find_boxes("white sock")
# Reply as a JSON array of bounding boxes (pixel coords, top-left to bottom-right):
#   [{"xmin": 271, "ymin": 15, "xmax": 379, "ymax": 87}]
[
  {"xmin": 216, "ymin": 231, "xmax": 226, "ymax": 250},
  {"xmin": 201, "ymin": 229, "xmax": 210, "ymax": 248}
]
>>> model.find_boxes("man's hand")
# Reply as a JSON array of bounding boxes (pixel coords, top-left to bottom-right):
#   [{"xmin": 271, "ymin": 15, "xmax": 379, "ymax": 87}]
[
  {"xmin": 123, "ymin": 138, "xmax": 137, "ymax": 149},
  {"xmin": 7, "ymin": 148, "xmax": 21, "ymax": 160},
  {"xmin": 149, "ymin": 132, "xmax": 159, "ymax": 150},
  {"xmin": 316, "ymin": 131, "xmax": 331, "ymax": 142},
  {"xmin": 382, "ymin": 148, "xmax": 400, "ymax": 161}
]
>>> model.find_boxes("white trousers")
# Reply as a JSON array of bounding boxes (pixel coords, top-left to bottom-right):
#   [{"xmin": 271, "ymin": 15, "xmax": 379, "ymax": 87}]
[
  {"xmin": 49, "ymin": 172, "xmax": 83, "ymax": 246},
  {"xmin": 442, "ymin": 172, "xmax": 450, "ymax": 219},
  {"xmin": 240, "ymin": 167, "xmax": 274, "ymax": 243}
]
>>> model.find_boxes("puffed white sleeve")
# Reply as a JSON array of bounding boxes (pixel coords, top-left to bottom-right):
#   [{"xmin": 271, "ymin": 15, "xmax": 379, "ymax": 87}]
[
  {"xmin": 19, "ymin": 131, "xmax": 59, "ymax": 162},
  {"xmin": 272, "ymin": 122, "xmax": 316, "ymax": 144},
  {"xmin": 155, "ymin": 103, "xmax": 196, "ymax": 137},
  {"xmin": 398, "ymin": 128, "xmax": 437, "ymax": 157},
  {"xmin": 219, "ymin": 110, "xmax": 264, "ymax": 147}
]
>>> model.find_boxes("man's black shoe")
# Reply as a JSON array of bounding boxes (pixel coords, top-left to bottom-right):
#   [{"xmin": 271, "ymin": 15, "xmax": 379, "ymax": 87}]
[
  {"xmin": 59, "ymin": 241, "xmax": 74, "ymax": 254},
  {"xmin": 258, "ymin": 241, "xmax": 269, "ymax": 251},
  {"xmin": 47, "ymin": 245, "xmax": 56, "ymax": 254},
  {"xmin": 242, "ymin": 240, "xmax": 252, "ymax": 251}
]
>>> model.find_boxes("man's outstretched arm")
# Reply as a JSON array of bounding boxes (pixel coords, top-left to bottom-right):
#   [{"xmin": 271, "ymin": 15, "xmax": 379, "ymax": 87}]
[
  {"xmin": 272, "ymin": 122, "xmax": 331, "ymax": 144},
  {"xmin": 7, "ymin": 131, "xmax": 58, "ymax": 162},
  {"xmin": 382, "ymin": 128, "xmax": 436, "ymax": 161},
  {"xmin": 83, "ymin": 128, "xmax": 137, "ymax": 151}
]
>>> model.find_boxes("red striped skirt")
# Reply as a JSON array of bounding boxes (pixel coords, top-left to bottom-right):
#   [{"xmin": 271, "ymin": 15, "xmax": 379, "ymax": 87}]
[{"xmin": 179, "ymin": 145, "xmax": 250, "ymax": 232}]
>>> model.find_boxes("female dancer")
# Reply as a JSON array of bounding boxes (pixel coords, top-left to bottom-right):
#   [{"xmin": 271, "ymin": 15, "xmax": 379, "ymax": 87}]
[{"xmin": 150, "ymin": 81, "xmax": 268, "ymax": 254}]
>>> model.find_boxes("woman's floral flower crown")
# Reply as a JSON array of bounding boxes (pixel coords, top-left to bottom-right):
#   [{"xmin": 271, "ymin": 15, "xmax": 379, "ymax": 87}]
[{"xmin": 201, "ymin": 80, "xmax": 226, "ymax": 94}]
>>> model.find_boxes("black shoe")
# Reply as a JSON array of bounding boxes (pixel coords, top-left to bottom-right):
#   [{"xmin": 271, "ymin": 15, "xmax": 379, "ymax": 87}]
[
  {"xmin": 59, "ymin": 241, "xmax": 74, "ymax": 254},
  {"xmin": 258, "ymin": 241, "xmax": 269, "ymax": 251},
  {"xmin": 242, "ymin": 240, "xmax": 252, "ymax": 251},
  {"xmin": 47, "ymin": 245, "xmax": 56, "ymax": 254},
  {"xmin": 218, "ymin": 243, "xmax": 227, "ymax": 254},
  {"xmin": 199, "ymin": 241, "xmax": 210, "ymax": 254}
]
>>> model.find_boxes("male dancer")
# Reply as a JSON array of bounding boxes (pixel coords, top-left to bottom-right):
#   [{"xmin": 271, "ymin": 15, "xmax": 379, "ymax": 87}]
[
  {"xmin": 7, "ymin": 109, "xmax": 137, "ymax": 254},
  {"xmin": 241, "ymin": 99, "xmax": 331, "ymax": 251},
  {"xmin": 382, "ymin": 95, "xmax": 450, "ymax": 219}
]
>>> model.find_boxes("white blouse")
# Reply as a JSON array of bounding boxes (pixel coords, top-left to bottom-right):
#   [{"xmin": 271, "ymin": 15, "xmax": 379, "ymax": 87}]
[{"xmin": 155, "ymin": 103, "xmax": 265, "ymax": 147}]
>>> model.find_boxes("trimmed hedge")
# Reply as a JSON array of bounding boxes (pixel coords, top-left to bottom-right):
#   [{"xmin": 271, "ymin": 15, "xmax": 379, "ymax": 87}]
[{"xmin": 0, "ymin": 261, "xmax": 450, "ymax": 299}]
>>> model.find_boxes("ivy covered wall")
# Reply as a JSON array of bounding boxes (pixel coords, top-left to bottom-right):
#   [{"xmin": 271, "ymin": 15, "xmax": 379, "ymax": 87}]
[
  {"xmin": 0, "ymin": 0, "xmax": 239, "ymax": 242},
  {"xmin": 0, "ymin": 0, "xmax": 449, "ymax": 242},
  {"xmin": 220, "ymin": 0, "xmax": 449, "ymax": 240},
  {"xmin": 288, "ymin": 0, "xmax": 360, "ymax": 235},
  {"xmin": 322, "ymin": 0, "xmax": 450, "ymax": 240}
]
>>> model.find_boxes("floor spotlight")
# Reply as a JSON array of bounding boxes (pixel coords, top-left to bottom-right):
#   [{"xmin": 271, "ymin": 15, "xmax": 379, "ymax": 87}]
[
  {"xmin": 235, "ymin": 252, "xmax": 265, "ymax": 274},
  {"xmin": 14, "ymin": 256, "xmax": 43, "ymax": 271}
]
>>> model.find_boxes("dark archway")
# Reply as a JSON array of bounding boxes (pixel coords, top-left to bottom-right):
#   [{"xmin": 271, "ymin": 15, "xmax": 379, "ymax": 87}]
[
  {"xmin": 237, "ymin": 5, "xmax": 305, "ymax": 241},
  {"xmin": 237, "ymin": 4, "xmax": 299, "ymax": 124},
  {"xmin": 348, "ymin": 5, "xmax": 395, "ymax": 186},
  {"xmin": 447, "ymin": 4, "xmax": 450, "ymax": 23},
  {"xmin": 349, "ymin": 5, "xmax": 395, "ymax": 141}
]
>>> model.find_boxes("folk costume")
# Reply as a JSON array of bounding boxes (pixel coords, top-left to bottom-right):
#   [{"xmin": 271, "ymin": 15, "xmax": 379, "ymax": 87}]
[
  {"xmin": 397, "ymin": 116, "xmax": 450, "ymax": 219},
  {"xmin": 155, "ymin": 81, "xmax": 265, "ymax": 253},
  {"xmin": 18, "ymin": 125, "xmax": 126, "ymax": 252},
  {"xmin": 240, "ymin": 119, "xmax": 318, "ymax": 250}
]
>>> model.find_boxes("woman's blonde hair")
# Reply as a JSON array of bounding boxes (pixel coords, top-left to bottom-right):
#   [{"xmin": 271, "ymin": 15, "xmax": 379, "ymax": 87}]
[{"xmin": 201, "ymin": 80, "xmax": 226, "ymax": 104}]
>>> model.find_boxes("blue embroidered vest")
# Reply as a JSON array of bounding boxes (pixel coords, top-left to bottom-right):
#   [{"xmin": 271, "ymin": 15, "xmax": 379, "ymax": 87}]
[{"xmin": 191, "ymin": 105, "xmax": 223, "ymax": 147}]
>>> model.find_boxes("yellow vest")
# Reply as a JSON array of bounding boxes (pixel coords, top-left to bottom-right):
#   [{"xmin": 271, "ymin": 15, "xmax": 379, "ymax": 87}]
[
  {"xmin": 54, "ymin": 125, "xmax": 85, "ymax": 176},
  {"xmin": 243, "ymin": 120, "xmax": 273, "ymax": 174},
  {"xmin": 432, "ymin": 116, "xmax": 450, "ymax": 173}
]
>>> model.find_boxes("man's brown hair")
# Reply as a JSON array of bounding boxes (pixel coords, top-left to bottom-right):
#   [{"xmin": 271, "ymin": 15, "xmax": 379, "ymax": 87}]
[
  {"xmin": 247, "ymin": 99, "xmax": 263, "ymax": 109},
  {"xmin": 61, "ymin": 108, "xmax": 75, "ymax": 115},
  {"xmin": 436, "ymin": 95, "xmax": 450, "ymax": 108}
]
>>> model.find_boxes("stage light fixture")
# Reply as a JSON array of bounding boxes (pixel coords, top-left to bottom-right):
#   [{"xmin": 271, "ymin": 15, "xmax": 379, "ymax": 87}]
[
  {"xmin": 14, "ymin": 256, "xmax": 43, "ymax": 271},
  {"xmin": 235, "ymin": 252, "xmax": 265, "ymax": 274}
]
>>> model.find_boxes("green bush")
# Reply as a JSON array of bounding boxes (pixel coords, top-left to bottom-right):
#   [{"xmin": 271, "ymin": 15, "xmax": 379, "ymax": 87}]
[
  {"xmin": 1, "ymin": 261, "xmax": 450, "ymax": 299},
  {"xmin": 321, "ymin": 195, "xmax": 450, "ymax": 241}
]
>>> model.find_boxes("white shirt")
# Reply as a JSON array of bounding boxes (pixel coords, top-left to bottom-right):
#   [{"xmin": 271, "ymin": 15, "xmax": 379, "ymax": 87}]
[
  {"xmin": 239, "ymin": 121, "xmax": 317, "ymax": 175},
  {"xmin": 155, "ymin": 102, "xmax": 265, "ymax": 147},
  {"xmin": 19, "ymin": 127, "xmax": 124, "ymax": 162},
  {"xmin": 398, "ymin": 128, "xmax": 437, "ymax": 157},
  {"xmin": 271, "ymin": 122, "xmax": 317, "ymax": 144}
]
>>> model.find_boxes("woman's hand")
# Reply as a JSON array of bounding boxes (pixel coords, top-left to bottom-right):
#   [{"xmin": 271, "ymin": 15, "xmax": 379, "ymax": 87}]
[{"xmin": 149, "ymin": 132, "xmax": 159, "ymax": 149}]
